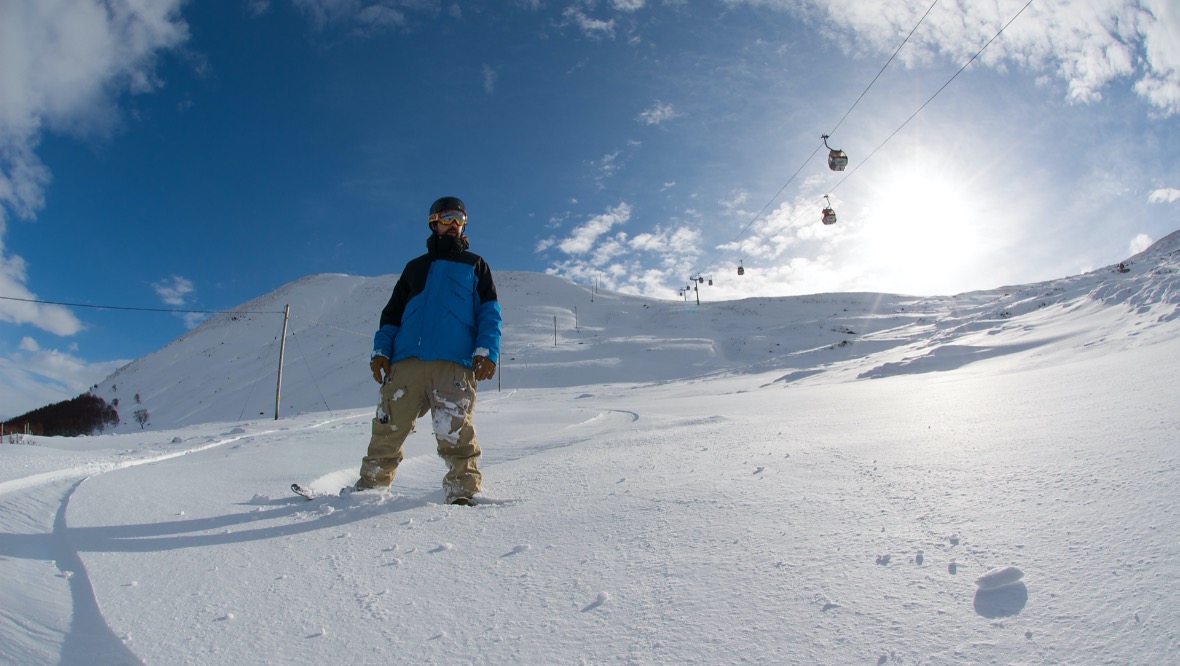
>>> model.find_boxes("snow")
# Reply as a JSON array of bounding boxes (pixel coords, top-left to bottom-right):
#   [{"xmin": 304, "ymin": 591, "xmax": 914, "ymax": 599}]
[{"xmin": 2, "ymin": 232, "xmax": 1180, "ymax": 664}]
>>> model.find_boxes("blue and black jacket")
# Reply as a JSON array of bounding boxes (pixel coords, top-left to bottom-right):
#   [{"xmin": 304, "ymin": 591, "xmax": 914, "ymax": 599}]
[{"xmin": 372, "ymin": 234, "xmax": 502, "ymax": 367}]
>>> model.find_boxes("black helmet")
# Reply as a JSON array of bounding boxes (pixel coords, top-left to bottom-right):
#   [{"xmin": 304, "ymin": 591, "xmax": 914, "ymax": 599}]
[{"xmin": 429, "ymin": 196, "xmax": 465, "ymax": 217}]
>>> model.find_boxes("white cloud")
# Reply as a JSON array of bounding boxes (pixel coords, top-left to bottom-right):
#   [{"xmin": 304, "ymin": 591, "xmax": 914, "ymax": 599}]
[
  {"xmin": 611, "ymin": 0, "xmax": 646, "ymax": 11},
  {"xmin": 0, "ymin": 0, "xmax": 187, "ymax": 336},
  {"xmin": 636, "ymin": 101, "xmax": 682, "ymax": 126},
  {"xmin": 246, "ymin": 1, "xmax": 272, "ymax": 17},
  {"xmin": 563, "ymin": 7, "xmax": 616, "ymax": 39},
  {"xmin": 1129, "ymin": 233, "xmax": 1154, "ymax": 254},
  {"xmin": 588, "ymin": 147, "xmax": 637, "ymax": 188},
  {"xmin": 553, "ymin": 203, "xmax": 632, "ymax": 255},
  {"xmin": 1148, "ymin": 187, "xmax": 1180, "ymax": 204},
  {"xmin": 540, "ymin": 202, "xmax": 705, "ymax": 296},
  {"xmin": 1134, "ymin": 0, "xmax": 1180, "ymax": 115},
  {"xmin": 355, "ymin": 4, "xmax": 408, "ymax": 30},
  {"xmin": 290, "ymin": 0, "xmax": 448, "ymax": 32},
  {"xmin": 0, "ymin": 341, "xmax": 128, "ymax": 420},
  {"xmin": 0, "ymin": 251, "xmax": 83, "ymax": 336},
  {"xmin": 153, "ymin": 275, "xmax": 196, "ymax": 307},
  {"xmin": 483, "ymin": 64, "xmax": 498, "ymax": 94},
  {"xmin": 735, "ymin": 0, "xmax": 1180, "ymax": 116}
]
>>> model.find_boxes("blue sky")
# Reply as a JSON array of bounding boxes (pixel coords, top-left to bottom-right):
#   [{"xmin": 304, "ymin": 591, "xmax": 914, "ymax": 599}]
[{"xmin": 1, "ymin": 0, "xmax": 1178, "ymax": 419}]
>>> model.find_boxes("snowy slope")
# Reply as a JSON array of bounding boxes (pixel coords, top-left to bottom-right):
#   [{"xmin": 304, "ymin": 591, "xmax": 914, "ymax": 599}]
[
  {"xmin": 1, "ymin": 232, "xmax": 1178, "ymax": 665},
  {"xmin": 92, "ymin": 231, "xmax": 1180, "ymax": 433}
]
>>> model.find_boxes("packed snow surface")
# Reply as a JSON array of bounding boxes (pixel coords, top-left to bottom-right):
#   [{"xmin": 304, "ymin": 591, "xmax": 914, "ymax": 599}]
[{"xmin": 2, "ymin": 232, "xmax": 1179, "ymax": 664}]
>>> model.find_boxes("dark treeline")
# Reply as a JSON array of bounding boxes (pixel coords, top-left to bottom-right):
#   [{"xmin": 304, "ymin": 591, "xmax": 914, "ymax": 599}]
[{"xmin": 3, "ymin": 393, "xmax": 120, "ymax": 437}]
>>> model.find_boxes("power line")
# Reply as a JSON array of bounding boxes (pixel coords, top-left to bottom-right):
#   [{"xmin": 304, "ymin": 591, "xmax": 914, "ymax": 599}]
[{"xmin": 0, "ymin": 294, "xmax": 284, "ymax": 316}]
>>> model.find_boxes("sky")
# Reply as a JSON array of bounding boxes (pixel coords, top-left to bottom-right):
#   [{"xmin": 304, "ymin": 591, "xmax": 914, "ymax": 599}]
[
  {"xmin": 1, "ymin": 0, "xmax": 1179, "ymax": 419},
  {"xmin": 1, "ymin": 255, "xmax": 1178, "ymax": 663}
]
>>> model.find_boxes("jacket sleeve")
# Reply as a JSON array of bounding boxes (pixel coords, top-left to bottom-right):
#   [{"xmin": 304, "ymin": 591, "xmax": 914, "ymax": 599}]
[
  {"xmin": 372, "ymin": 324, "xmax": 397, "ymax": 359},
  {"xmin": 473, "ymin": 260, "xmax": 502, "ymax": 365}
]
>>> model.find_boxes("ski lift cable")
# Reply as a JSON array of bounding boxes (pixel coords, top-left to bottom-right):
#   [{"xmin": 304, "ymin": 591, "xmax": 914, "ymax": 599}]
[
  {"xmin": 691, "ymin": 143, "xmax": 823, "ymax": 276},
  {"xmin": 827, "ymin": 0, "xmax": 1038, "ymax": 197},
  {"xmin": 701, "ymin": 0, "xmax": 1038, "ymax": 275},
  {"xmin": 826, "ymin": 0, "xmax": 941, "ymax": 140},
  {"xmin": 690, "ymin": 1, "xmax": 942, "ymax": 278}
]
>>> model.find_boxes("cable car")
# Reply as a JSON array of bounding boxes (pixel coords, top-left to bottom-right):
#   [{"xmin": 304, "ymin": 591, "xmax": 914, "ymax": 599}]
[
  {"xmin": 737, "ymin": 260, "xmax": 745, "ymax": 276},
  {"xmin": 821, "ymin": 195, "xmax": 837, "ymax": 225},
  {"xmin": 822, "ymin": 134, "xmax": 848, "ymax": 172}
]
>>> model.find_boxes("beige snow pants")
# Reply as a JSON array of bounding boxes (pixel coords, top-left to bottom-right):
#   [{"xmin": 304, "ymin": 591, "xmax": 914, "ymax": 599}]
[{"xmin": 358, "ymin": 357, "xmax": 482, "ymax": 501}]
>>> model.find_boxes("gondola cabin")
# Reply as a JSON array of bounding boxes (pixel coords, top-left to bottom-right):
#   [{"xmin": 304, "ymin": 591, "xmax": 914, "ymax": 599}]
[
  {"xmin": 822, "ymin": 207, "xmax": 837, "ymax": 225},
  {"xmin": 822, "ymin": 134, "xmax": 848, "ymax": 171},
  {"xmin": 827, "ymin": 149, "xmax": 848, "ymax": 171},
  {"xmin": 737, "ymin": 261, "xmax": 745, "ymax": 276}
]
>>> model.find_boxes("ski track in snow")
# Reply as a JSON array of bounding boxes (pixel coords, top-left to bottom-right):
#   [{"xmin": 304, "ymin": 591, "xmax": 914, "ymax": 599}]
[{"xmin": 0, "ymin": 417, "xmax": 358, "ymax": 665}]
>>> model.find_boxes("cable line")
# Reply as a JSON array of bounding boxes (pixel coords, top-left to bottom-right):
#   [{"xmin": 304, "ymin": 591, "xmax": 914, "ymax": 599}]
[
  {"xmin": 691, "ymin": 0, "xmax": 940, "ymax": 278},
  {"xmin": 692, "ymin": 143, "xmax": 823, "ymax": 277},
  {"xmin": 0, "ymin": 294, "xmax": 284, "ymax": 316},
  {"xmin": 825, "ymin": 0, "xmax": 941, "ymax": 140},
  {"xmin": 828, "ymin": 0, "xmax": 1037, "ymax": 197},
  {"xmin": 695, "ymin": 0, "xmax": 1036, "ymax": 280}
]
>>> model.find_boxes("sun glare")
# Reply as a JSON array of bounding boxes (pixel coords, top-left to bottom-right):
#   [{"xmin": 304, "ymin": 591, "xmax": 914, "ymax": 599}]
[{"xmin": 858, "ymin": 161, "xmax": 991, "ymax": 295}]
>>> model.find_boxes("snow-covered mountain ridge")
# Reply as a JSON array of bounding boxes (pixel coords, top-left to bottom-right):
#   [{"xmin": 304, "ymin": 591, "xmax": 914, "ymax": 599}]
[{"xmin": 95, "ymin": 231, "xmax": 1180, "ymax": 431}]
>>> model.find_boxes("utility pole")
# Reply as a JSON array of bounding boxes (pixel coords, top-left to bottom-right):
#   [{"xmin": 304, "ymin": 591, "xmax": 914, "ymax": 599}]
[{"xmin": 274, "ymin": 304, "xmax": 290, "ymax": 420}]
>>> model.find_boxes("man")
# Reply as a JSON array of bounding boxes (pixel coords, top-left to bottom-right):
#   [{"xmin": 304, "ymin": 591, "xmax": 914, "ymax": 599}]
[{"xmin": 357, "ymin": 196, "xmax": 502, "ymax": 505}]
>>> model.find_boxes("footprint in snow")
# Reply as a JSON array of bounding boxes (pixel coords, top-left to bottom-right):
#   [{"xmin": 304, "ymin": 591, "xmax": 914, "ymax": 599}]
[
  {"xmin": 975, "ymin": 565, "xmax": 1024, "ymax": 590},
  {"xmin": 973, "ymin": 566, "xmax": 1028, "ymax": 619},
  {"xmin": 581, "ymin": 591, "xmax": 610, "ymax": 612}
]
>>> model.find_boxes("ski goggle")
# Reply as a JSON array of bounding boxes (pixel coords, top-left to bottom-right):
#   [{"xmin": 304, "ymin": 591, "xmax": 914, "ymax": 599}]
[{"xmin": 429, "ymin": 210, "xmax": 467, "ymax": 226}]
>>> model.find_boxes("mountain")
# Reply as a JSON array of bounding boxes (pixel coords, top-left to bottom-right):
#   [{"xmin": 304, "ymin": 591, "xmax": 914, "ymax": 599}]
[{"xmin": 93, "ymin": 230, "xmax": 1180, "ymax": 432}]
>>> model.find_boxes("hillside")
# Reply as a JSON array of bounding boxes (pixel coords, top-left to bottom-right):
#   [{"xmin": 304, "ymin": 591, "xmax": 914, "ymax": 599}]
[{"xmin": 93, "ymin": 231, "xmax": 1180, "ymax": 432}]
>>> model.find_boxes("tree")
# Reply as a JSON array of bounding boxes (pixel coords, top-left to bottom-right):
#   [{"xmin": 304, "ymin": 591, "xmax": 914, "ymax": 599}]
[
  {"xmin": 1, "ymin": 393, "xmax": 119, "ymax": 437},
  {"xmin": 133, "ymin": 408, "xmax": 150, "ymax": 429}
]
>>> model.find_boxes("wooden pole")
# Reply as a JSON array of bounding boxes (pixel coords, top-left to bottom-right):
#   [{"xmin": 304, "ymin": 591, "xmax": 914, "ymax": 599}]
[{"xmin": 275, "ymin": 304, "xmax": 290, "ymax": 420}]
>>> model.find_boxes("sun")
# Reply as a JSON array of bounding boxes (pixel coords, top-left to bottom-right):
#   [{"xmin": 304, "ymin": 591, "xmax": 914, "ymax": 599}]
[{"xmin": 856, "ymin": 159, "xmax": 994, "ymax": 295}]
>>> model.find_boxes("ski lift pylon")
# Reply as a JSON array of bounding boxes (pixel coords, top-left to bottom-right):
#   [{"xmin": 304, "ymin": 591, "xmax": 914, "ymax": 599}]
[
  {"xmin": 821, "ymin": 195, "xmax": 837, "ymax": 225},
  {"xmin": 822, "ymin": 134, "xmax": 848, "ymax": 172}
]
